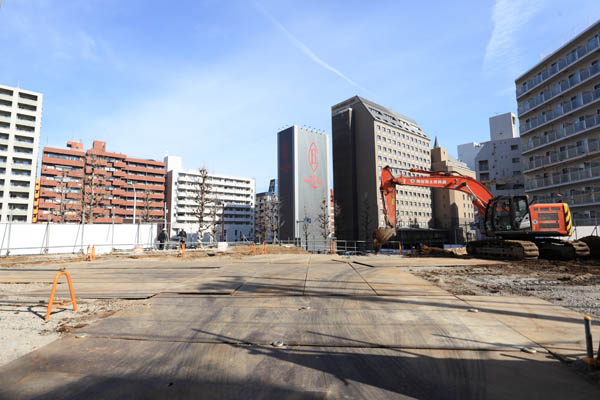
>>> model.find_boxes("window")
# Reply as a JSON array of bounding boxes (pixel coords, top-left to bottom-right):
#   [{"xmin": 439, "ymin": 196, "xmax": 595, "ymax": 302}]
[
  {"xmin": 18, "ymin": 103, "xmax": 36, "ymax": 111},
  {"xmin": 478, "ymin": 160, "xmax": 489, "ymax": 171},
  {"xmin": 511, "ymin": 144, "xmax": 518, "ymax": 151},
  {"xmin": 17, "ymin": 113, "xmax": 35, "ymax": 122},
  {"xmin": 512, "ymin": 158, "xmax": 520, "ymax": 163}
]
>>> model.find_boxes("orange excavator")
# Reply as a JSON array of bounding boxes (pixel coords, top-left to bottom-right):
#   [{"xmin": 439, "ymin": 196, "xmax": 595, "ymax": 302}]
[{"xmin": 375, "ymin": 166, "xmax": 590, "ymax": 260}]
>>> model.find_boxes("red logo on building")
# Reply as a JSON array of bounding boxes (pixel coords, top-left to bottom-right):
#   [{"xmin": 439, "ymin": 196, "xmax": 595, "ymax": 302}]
[{"xmin": 308, "ymin": 142, "xmax": 318, "ymax": 172}]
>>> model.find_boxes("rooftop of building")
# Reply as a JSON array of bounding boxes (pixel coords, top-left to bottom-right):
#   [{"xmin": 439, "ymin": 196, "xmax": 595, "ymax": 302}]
[
  {"xmin": 164, "ymin": 155, "xmax": 255, "ymax": 183},
  {"xmin": 515, "ymin": 19, "xmax": 600, "ymax": 82},
  {"xmin": 331, "ymin": 95, "xmax": 428, "ymax": 139},
  {"xmin": 0, "ymin": 83, "xmax": 43, "ymax": 98},
  {"xmin": 44, "ymin": 141, "xmax": 164, "ymax": 166},
  {"xmin": 277, "ymin": 125, "xmax": 328, "ymax": 136}
]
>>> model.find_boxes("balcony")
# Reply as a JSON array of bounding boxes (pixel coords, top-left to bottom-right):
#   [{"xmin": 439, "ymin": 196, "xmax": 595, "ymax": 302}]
[
  {"xmin": 522, "ymin": 114, "xmax": 600, "ymax": 153},
  {"xmin": 10, "ymin": 185, "xmax": 30, "ymax": 193},
  {"xmin": 516, "ymin": 35, "xmax": 600, "ymax": 98},
  {"xmin": 67, "ymin": 181, "xmax": 82, "ymax": 188},
  {"xmin": 520, "ymin": 88, "xmax": 600, "ymax": 135},
  {"xmin": 42, "ymin": 156, "xmax": 84, "ymax": 168},
  {"xmin": 9, "ymin": 208, "xmax": 29, "ymax": 216},
  {"xmin": 17, "ymin": 95, "xmax": 37, "ymax": 106},
  {"xmin": 525, "ymin": 166, "xmax": 600, "ymax": 191},
  {"xmin": 39, "ymin": 189, "xmax": 59, "ymax": 198},
  {"xmin": 40, "ymin": 178, "xmax": 58, "ymax": 187},
  {"xmin": 518, "ymin": 62, "xmax": 600, "ymax": 117},
  {"xmin": 524, "ymin": 142, "xmax": 600, "ymax": 172}
]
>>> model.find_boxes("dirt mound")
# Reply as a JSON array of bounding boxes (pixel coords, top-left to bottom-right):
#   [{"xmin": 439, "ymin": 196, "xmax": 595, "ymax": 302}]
[
  {"xmin": 580, "ymin": 236, "xmax": 600, "ymax": 259},
  {"xmin": 233, "ymin": 244, "xmax": 308, "ymax": 256},
  {"xmin": 408, "ymin": 245, "xmax": 457, "ymax": 257}
]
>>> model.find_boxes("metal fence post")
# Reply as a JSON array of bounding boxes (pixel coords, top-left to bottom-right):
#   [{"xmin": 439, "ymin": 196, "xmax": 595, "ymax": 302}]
[
  {"xmin": 6, "ymin": 214, "xmax": 12, "ymax": 257},
  {"xmin": 585, "ymin": 316, "xmax": 594, "ymax": 358},
  {"xmin": 81, "ymin": 221, "xmax": 85, "ymax": 253},
  {"xmin": 44, "ymin": 222, "xmax": 50, "ymax": 254},
  {"xmin": 111, "ymin": 213, "xmax": 115, "ymax": 252}
]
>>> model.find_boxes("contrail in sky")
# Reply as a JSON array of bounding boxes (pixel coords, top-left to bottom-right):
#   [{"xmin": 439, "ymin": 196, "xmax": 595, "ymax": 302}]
[
  {"xmin": 484, "ymin": 0, "xmax": 546, "ymax": 74},
  {"xmin": 253, "ymin": 2, "xmax": 368, "ymax": 93}
]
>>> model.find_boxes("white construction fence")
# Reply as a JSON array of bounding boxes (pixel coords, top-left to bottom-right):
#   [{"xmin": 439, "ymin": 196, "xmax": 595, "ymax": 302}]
[{"xmin": 0, "ymin": 223, "xmax": 159, "ymax": 257}]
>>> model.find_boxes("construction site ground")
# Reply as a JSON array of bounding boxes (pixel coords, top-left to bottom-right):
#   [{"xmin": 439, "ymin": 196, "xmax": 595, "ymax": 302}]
[{"xmin": 1, "ymin": 252, "xmax": 600, "ymax": 399}]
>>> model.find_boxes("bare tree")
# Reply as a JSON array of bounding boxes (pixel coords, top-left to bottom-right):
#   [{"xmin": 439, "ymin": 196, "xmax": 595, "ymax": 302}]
[
  {"xmin": 317, "ymin": 198, "xmax": 330, "ymax": 240},
  {"xmin": 206, "ymin": 197, "xmax": 222, "ymax": 242},
  {"xmin": 301, "ymin": 206, "xmax": 311, "ymax": 250},
  {"xmin": 333, "ymin": 200, "xmax": 342, "ymax": 221},
  {"xmin": 50, "ymin": 169, "xmax": 69, "ymax": 223},
  {"xmin": 266, "ymin": 194, "xmax": 282, "ymax": 243},
  {"xmin": 254, "ymin": 193, "xmax": 281, "ymax": 243},
  {"xmin": 81, "ymin": 155, "xmax": 107, "ymax": 223},
  {"xmin": 255, "ymin": 199, "xmax": 269, "ymax": 243},
  {"xmin": 140, "ymin": 190, "xmax": 153, "ymax": 223},
  {"xmin": 192, "ymin": 167, "xmax": 212, "ymax": 240}
]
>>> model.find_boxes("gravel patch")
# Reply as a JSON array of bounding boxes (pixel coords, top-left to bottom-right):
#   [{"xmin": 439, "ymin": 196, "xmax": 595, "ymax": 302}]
[
  {"xmin": 0, "ymin": 283, "xmax": 148, "ymax": 367},
  {"xmin": 405, "ymin": 260, "xmax": 600, "ymax": 318}
]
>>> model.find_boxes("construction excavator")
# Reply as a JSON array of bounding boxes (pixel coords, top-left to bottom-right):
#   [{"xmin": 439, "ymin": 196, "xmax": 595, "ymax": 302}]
[{"xmin": 374, "ymin": 166, "xmax": 590, "ymax": 260}]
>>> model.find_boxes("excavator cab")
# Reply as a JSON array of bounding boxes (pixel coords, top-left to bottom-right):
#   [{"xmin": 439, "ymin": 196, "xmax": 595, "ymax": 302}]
[{"xmin": 484, "ymin": 196, "xmax": 532, "ymax": 236}]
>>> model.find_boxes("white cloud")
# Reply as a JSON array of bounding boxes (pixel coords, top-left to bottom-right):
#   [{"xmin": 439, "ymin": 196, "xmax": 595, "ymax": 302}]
[
  {"xmin": 0, "ymin": 3, "xmax": 112, "ymax": 64},
  {"xmin": 484, "ymin": 0, "xmax": 546, "ymax": 74},
  {"xmin": 252, "ymin": 2, "xmax": 368, "ymax": 93}
]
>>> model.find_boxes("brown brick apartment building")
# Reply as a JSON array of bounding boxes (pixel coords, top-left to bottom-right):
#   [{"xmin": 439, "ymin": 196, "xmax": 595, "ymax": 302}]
[{"xmin": 37, "ymin": 140, "xmax": 165, "ymax": 223}]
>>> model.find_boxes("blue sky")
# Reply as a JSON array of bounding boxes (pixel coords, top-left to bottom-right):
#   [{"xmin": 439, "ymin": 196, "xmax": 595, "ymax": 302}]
[{"xmin": 0, "ymin": 0, "xmax": 598, "ymax": 192}]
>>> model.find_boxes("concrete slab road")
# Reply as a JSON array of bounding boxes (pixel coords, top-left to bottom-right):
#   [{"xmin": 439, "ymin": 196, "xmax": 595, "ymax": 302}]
[{"xmin": 0, "ymin": 254, "xmax": 598, "ymax": 399}]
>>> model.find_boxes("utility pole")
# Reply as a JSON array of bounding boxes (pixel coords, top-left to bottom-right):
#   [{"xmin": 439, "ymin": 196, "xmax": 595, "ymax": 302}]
[
  {"xmin": 164, "ymin": 204, "xmax": 167, "ymax": 231},
  {"xmin": 220, "ymin": 202, "xmax": 225, "ymax": 241}
]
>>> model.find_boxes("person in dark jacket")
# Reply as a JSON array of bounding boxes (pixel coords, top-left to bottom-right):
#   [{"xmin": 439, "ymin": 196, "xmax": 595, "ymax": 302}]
[
  {"xmin": 178, "ymin": 230, "xmax": 187, "ymax": 246},
  {"xmin": 158, "ymin": 229, "xmax": 167, "ymax": 250}
]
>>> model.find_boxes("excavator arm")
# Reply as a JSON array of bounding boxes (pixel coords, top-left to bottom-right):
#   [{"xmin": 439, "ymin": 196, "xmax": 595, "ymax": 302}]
[{"xmin": 374, "ymin": 166, "xmax": 494, "ymax": 251}]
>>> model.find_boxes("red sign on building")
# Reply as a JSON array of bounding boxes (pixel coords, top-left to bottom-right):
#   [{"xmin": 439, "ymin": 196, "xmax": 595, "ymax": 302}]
[{"xmin": 304, "ymin": 142, "xmax": 323, "ymax": 189}]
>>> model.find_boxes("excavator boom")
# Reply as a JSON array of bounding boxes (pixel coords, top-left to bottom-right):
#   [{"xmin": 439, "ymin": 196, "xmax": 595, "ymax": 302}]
[{"xmin": 380, "ymin": 166, "xmax": 493, "ymax": 228}]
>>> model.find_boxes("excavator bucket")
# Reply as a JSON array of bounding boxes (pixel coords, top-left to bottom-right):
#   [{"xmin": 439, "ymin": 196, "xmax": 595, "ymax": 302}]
[{"xmin": 373, "ymin": 227, "xmax": 396, "ymax": 253}]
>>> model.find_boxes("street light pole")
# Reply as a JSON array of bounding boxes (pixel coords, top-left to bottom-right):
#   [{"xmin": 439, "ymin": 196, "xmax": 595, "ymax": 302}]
[{"xmin": 128, "ymin": 181, "xmax": 136, "ymax": 224}]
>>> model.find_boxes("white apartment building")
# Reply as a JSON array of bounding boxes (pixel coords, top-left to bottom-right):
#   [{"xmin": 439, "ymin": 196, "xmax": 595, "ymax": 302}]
[
  {"xmin": 516, "ymin": 21, "xmax": 600, "ymax": 225},
  {"xmin": 0, "ymin": 84, "xmax": 42, "ymax": 222},
  {"xmin": 458, "ymin": 112, "xmax": 524, "ymax": 197},
  {"xmin": 457, "ymin": 142, "xmax": 483, "ymax": 171},
  {"xmin": 164, "ymin": 156, "xmax": 255, "ymax": 242}
]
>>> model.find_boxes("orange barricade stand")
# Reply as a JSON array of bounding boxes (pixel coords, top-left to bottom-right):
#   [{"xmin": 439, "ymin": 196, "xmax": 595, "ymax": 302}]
[
  {"xmin": 252, "ymin": 242, "xmax": 257, "ymax": 256},
  {"xmin": 330, "ymin": 240, "xmax": 336, "ymax": 255},
  {"xmin": 262, "ymin": 241, "xmax": 266, "ymax": 255},
  {"xmin": 85, "ymin": 245, "xmax": 96, "ymax": 261},
  {"xmin": 45, "ymin": 270, "xmax": 78, "ymax": 322},
  {"xmin": 178, "ymin": 243, "xmax": 186, "ymax": 258}
]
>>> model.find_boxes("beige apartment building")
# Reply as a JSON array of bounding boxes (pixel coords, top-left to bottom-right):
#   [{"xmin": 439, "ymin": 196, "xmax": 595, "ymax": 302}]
[
  {"xmin": 331, "ymin": 96, "xmax": 432, "ymax": 241},
  {"xmin": 431, "ymin": 140, "xmax": 476, "ymax": 243},
  {"xmin": 516, "ymin": 21, "xmax": 600, "ymax": 225},
  {"xmin": 0, "ymin": 84, "xmax": 42, "ymax": 222}
]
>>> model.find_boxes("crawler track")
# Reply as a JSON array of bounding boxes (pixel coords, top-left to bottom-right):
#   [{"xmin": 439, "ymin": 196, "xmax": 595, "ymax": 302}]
[{"xmin": 466, "ymin": 239, "xmax": 539, "ymax": 260}]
